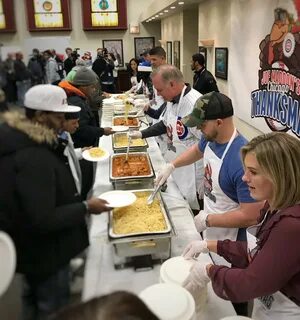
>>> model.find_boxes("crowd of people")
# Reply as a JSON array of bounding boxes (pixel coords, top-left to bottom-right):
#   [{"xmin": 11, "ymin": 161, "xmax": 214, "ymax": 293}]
[{"xmin": 0, "ymin": 42, "xmax": 299, "ymax": 320}]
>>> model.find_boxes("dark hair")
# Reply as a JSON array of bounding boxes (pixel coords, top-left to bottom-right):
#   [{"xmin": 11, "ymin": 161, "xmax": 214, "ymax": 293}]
[
  {"xmin": 109, "ymin": 52, "xmax": 116, "ymax": 61},
  {"xmin": 25, "ymin": 107, "xmax": 37, "ymax": 119},
  {"xmin": 43, "ymin": 50, "xmax": 53, "ymax": 56},
  {"xmin": 192, "ymin": 53, "xmax": 205, "ymax": 66},
  {"xmin": 149, "ymin": 47, "xmax": 166, "ymax": 58},
  {"xmin": 52, "ymin": 291, "xmax": 159, "ymax": 320},
  {"xmin": 127, "ymin": 58, "xmax": 139, "ymax": 75}
]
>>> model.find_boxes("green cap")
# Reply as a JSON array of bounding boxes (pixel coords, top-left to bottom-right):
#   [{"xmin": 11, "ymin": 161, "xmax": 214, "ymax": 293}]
[{"xmin": 182, "ymin": 92, "xmax": 234, "ymax": 127}]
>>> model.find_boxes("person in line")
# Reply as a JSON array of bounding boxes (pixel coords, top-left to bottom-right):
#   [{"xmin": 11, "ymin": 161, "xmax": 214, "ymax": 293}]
[
  {"xmin": 182, "ymin": 132, "xmax": 300, "ymax": 319},
  {"xmin": 92, "ymin": 48, "xmax": 115, "ymax": 93},
  {"xmin": 43, "ymin": 50, "xmax": 61, "ymax": 84},
  {"xmin": 59, "ymin": 67, "xmax": 114, "ymax": 199},
  {"xmin": 64, "ymin": 47, "xmax": 77, "ymax": 75},
  {"xmin": 27, "ymin": 48, "xmax": 45, "ymax": 86},
  {"xmin": 130, "ymin": 65, "xmax": 203, "ymax": 211},
  {"xmin": 50, "ymin": 49, "xmax": 65, "ymax": 82},
  {"xmin": 2, "ymin": 52, "xmax": 17, "ymax": 105},
  {"xmin": 52, "ymin": 291, "xmax": 160, "ymax": 320},
  {"xmin": 14, "ymin": 51, "xmax": 31, "ymax": 106},
  {"xmin": 191, "ymin": 53, "xmax": 219, "ymax": 95},
  {"xmin": 0, "ymin": 84, "xmax": 110, "ymax": 319},
  {"xmin": 109, "ymin": 52, "xmax": 119, "ymax": 92}
]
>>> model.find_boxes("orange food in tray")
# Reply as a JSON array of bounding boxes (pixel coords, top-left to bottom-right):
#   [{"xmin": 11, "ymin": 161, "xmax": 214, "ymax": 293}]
[
  {"xmin": 113, "ymin": 117, "xmax": 139, "ymax": 126},
  {"xmin": 112, "ymin": 154, "xmax": 151, "ymax": 177}
]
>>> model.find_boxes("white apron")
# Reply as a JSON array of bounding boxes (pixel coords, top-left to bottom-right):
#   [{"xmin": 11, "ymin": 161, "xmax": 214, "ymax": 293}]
[
  {"xmin": 203, "ymin": 129, "xmax": 239, "ymax": 265},
  {"xmin": 247, "ymin": 215, "xmax": 300, "ymax": 319},
  {"xmin": 164, "ymin": 87, "xmax": 201, "ymax": 210}
]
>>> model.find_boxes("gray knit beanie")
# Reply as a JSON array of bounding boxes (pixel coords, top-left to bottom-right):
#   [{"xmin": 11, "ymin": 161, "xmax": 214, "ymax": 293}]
[{"xmin": 69, "ymin": 67, "xmax": 99, "ymax": 86}]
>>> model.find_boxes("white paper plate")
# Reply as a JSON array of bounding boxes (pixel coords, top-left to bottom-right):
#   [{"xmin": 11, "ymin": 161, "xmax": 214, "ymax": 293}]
[
  {"xmin": 98, "ymin": 190, "xmax": 137, "ymax": 208},
  {"xmin": 82, "ymin": 147, "xmax": 109, "ymax": 162},
  {"xmin": 0, "ymin": 232, "xmax": 16, "ymax": 296},
  {"xmin": 111, "ymin": 125, "xmax": 129, "ymax": 132}
]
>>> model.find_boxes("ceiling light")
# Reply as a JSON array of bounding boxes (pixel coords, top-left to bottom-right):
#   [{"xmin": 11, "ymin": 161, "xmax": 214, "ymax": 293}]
[
  {"xmin": 171, "ymin": 6, "xmax": 176, "ymax": 9},
  {"xmin": 155, "ymin": 14, "xmax": 159, "ymax": 17},
  {"xmin": 159, "ymin": 12, "xmax": 163, "ymax": 15},
  {"xmin": 178, "ymin": 1, "xmax": 184, "ymax": 4},
  {"xmin": 164, "ymin": 10, "xmax": 169, "ymax": 12}
]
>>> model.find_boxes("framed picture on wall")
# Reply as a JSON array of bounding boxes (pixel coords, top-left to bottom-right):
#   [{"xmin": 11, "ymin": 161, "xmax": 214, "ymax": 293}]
[
  {"xmin": 0, "ymin": 0, "xmax": 16, "ymax": 33},
  {"xmin": 167, "ymin": 41, "xmax": 172, "ymax": 64},
  {"xmin": 198, "ymin": 46, "xmax": 207, "ymax": 67},
  {"xmin": 82, "ymin": 0, "xmax": 127, "ymax": 31},
  {"xmin": 173, "ymin": 41, "xmax": 180, "ymax": 69},
  {"xmin": 103, "ymin": 39, "xmax": 124, "ymax": 67},
  {"xmin": 25, "ymin": 0, "xmax": 72, "ymax": 31},
  {"xmin": 134, "ymin": 37, "xmax": 155, "ymax": 59},
  {"xmin": 215, "ymin": 47, "xmax": 228, "ymax": 80}
]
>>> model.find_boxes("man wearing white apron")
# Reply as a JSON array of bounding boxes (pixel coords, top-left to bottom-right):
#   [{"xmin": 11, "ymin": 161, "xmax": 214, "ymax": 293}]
[
  {"xmin": 143, "ymin": 47, "xmax": 169, "ymax": 155},
  {"xmin": 156, "ymin": 92, "xmax": 262, "ymax": 263},
  {"xmin": 130, "ymin": 65, "xmax": 203, "ymax": 210}
]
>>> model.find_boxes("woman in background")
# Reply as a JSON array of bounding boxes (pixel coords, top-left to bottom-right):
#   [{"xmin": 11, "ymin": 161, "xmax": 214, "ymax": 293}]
[{"xmin": 127, "ymin": 58, "xmax": 139, "ymax": 89}]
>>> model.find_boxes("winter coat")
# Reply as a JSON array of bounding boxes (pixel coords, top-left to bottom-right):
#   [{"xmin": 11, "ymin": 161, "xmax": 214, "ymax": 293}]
[{"xmin": 0, "ymin": 112, "xmax": 89, "ymax": 281}]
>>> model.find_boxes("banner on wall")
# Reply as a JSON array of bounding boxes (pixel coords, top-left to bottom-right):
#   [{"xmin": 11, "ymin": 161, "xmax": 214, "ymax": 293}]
[{"xmin": 251, "ymin": 0, "xmax": 300, "ymax": 138}]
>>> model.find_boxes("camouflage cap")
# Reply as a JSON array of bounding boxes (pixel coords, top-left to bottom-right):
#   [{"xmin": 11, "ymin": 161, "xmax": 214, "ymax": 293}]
[{"xmin": 182, "ymin": 92, "xmax": 234, "ymax": 127}]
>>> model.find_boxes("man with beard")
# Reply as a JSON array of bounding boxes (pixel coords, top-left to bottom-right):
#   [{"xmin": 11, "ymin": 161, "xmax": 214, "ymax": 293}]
[
  {"xmin": 191, "ymin": 53, "xmax": 219, "ymax": 95},
  {"xmin": 154, "ymin": 92, "xmax": 262, "ymax": 316}
]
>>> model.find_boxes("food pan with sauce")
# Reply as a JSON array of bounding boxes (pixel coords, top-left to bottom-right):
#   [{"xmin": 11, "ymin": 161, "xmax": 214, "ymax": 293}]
[
  {"xmin": 110, "ymin": 152, "xmax": 154, "ymax": 180},
  {"xmin": 109, "ymin": 190, "xmax": 172, "ymax": 238},
  {"xmin": 112, "ymin": 116, "xmax": 140, "ymax": 128}
]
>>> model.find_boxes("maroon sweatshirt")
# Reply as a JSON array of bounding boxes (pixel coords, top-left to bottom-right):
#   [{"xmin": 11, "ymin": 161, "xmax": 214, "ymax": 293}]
[{"xmin": 208, "ymin": 203, "xmax": 300, "ymax": 306}]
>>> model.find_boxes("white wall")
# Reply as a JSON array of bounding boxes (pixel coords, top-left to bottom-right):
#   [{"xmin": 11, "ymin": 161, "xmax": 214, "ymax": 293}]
[{"xmin": 0, "ymin": 0, "xmax": 161, "ymax": 64}]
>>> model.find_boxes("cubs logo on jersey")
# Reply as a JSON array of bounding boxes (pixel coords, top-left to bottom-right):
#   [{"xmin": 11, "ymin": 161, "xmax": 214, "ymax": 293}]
[{"xmin": 176, "ymin": 116, "xmax": 188, "ymax": 140}]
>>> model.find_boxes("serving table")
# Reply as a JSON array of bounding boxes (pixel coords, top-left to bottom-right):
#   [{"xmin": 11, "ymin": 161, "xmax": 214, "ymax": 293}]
[{"xmin": 82, "ymin": 100, "xmax": 236, "ymax": 319}]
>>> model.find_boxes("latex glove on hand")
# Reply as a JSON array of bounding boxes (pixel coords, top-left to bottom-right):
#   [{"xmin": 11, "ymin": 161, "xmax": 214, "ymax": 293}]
[
  {"xmin": 182, "ymin": 240, "xmax": 209, "ymax": 260},
  {"xmin": 194, "ymin": 210, "xmax": 209, "ymax": 233},
  {"xmin": 182, "ymin": 262, "xmax": 210, "ymax": 299},
  {"xmin": 154, "ymin": 163, "xmax": 175, "ymax": 187},
  {"xmin": 129, "ymin": 131, "xmax": 142, "ymax": 139}
]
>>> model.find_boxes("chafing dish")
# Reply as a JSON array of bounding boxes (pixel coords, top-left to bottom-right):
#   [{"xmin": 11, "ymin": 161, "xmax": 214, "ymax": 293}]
[
  {"xmin": 112, "ymin": 116, "xmax": 140, "ymax": 128},
  {"xmin": 112, "ymin": 132, "xmax": 148, "ymax": 153},
  {"xmin": 109, "ymin": 152, "xmax": 155, "ymax": 189},
  {"xmin": 108, "ymin": 190, "xmax": 175, "ymax": 264}
]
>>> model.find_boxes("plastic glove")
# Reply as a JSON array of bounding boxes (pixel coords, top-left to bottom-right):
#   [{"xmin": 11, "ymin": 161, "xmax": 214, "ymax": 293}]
[
  {"xmin": 155, "ymin": 163, "xmax": 175, "ymax": 186},
  {"xmin": 182, "ymin": 262, "xmax": 210, "ymax": 299},
  {"xmin": 182, "ymin": 240, "xmax": 209, "ymax": 259},
  {"xmin": 129, "ymin": 131, "xmax": 142, "ymax": 139},
  {"xmin": 194, "ymin": 210, "xmax": 208, "ymax": 233}
]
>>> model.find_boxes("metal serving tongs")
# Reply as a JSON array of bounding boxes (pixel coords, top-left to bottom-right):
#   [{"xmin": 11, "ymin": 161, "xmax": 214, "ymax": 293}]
[
  {"xmin": 147, "ymin": 184, "xmax": 162, "ymax": 205},
  {"xmin": 125, "ymin": 134, "xmax": 132, "ymax": 162}
]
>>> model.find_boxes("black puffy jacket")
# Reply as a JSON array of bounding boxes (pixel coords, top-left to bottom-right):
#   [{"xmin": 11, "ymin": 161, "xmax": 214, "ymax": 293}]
[{"xmin": 0, "ymin": 112, "xmax": 89, "ymax": 280}]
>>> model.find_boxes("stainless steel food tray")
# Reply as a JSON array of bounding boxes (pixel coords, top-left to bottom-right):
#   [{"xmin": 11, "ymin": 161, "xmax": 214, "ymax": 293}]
[
  {"xmin": 109, "ymin": 152, "xmax": 154, "ymax": 181},
  {"xmin": 112, "ymin": 116, "xmax": 140, "ymax": 128},
  {"xmin": 112, "ymin": 132, "xmax": 148, "ymax": 153},
  {"xmin": 108, "ymin": 189, "xmax": 173, "ymax": 240}
]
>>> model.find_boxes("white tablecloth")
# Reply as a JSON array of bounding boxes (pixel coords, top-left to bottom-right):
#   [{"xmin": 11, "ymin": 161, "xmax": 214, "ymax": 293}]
[{"xmin": 82, "ymin": 103, "xmax": 236, "ymax": 319}]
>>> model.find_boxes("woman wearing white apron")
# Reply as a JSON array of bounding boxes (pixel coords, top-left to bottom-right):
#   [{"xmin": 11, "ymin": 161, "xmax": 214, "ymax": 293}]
[
  {"xmin": 182, "ymin": 132, "xmax": 300, "ymax": 319},
  {"xmin": 130, "ymin": 65, "xmax": 203, "ymax": 210}
]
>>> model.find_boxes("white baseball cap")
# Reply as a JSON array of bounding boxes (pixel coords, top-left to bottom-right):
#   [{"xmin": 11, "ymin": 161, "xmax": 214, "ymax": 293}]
[{"xmin": 24, "ymin": 84, "xmax": 81, "ymax": 113}]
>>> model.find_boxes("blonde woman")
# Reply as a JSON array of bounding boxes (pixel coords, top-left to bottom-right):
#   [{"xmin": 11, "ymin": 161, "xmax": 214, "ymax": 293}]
[{"xmin": 182, "ymin": 132, "xmax": 300, "ymax": 319}]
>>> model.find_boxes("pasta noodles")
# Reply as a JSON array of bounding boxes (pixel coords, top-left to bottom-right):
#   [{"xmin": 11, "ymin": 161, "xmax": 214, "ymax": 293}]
[
  {"xmin": 113, "ymin": 192, "xmax": 167, "ymax": 234},
  {"xmin": 89, "ymin": 147, "xmax": 105, "ymax": 158},
  {"xmin": 114, "ymin": 133, "xmax": 145, "ymax": 147}
]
